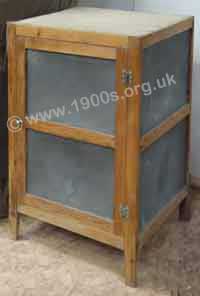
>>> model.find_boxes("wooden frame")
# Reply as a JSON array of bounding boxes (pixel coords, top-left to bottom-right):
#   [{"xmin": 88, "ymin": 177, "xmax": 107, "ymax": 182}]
[
  {"xmin": 8, "ymin": 15, "xmax": 194, "ymax": 287},
  {"xmin": 25, "ymin": 120, "xmax": 115, "ymax": 149}
]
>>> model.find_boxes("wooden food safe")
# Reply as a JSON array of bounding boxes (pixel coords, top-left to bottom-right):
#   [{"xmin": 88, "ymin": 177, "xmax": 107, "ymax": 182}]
[{"xmin": 8, "ymin": 7, "xmax": 194, "ymax": 286}]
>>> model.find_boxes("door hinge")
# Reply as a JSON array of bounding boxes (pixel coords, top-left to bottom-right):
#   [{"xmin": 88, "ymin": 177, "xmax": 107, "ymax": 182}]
[
  {"xmin": 122, "ymin": 70, "xmax": 133, "ymax": 86},
  {"xmin": 120, "ymin": 204, "xmax": 129, "ymax": 220}
]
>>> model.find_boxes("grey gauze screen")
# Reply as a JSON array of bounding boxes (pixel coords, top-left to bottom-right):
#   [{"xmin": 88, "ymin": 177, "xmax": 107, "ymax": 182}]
[
  {"xmin": 27, "ymin": 130, "xmax": 114, "ymax": 219},
  {"xmin": 140, "ymin": 120, "xmax": 187, "ymax": 231},
  {"xmin": 27, "ymin": 50, "xmax": 116, "ymax": 134},
  {"xmin": 141, "ymin": 31, "xmax": 189, "ymax": 135}
]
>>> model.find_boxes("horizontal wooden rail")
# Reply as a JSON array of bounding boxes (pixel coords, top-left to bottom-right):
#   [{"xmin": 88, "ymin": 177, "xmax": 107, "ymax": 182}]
[
  {"xmin": 141, "ymin": 17, "xmax": 194, "ymax": 48},
  {"xmin": 140, "ymin": 104, "xmax": 191, "ymax": 152},
  {"xmin": 25, "ymin": 37, "xmax": 117, "ymax": 60},
  {"xmin": 18, "ymin": 194, "xmax": 123, "ymax": 250},
  {"xmin": 25, "ymin": 119, "xmax": 115, "ymax": 149},
  {"xmin": 15, "ymin": 24, "xmax": 129, "ymax": 48}
]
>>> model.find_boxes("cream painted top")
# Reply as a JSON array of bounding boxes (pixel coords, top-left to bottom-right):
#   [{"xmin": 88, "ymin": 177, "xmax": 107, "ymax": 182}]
[{"xmin": 15, "ymin": 7, "xmax": 191, "ymax": 37}]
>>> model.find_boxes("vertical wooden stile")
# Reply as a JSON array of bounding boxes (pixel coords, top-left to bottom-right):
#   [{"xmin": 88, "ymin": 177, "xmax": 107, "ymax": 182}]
[
  {"xmin": 8, "ymin": 24, "xmax": 19, "ymax": 239},
  {"xmin": 123, "ymin": 38, "xmax": 142, "ymax": 286},
  {"xmin": 114, "ymin": 47, "xmax": 128, "ymax": 235},
  {"xmin": 16, "ymin": 37, "xmax": 26, "ymax": 197},
  {"xmin": 8, "ymin": 28, "xmax": 26, "ymax": 239},
  {"xmin": 179, "ymin": 21, "xmax": 194, "ymax": 221}
]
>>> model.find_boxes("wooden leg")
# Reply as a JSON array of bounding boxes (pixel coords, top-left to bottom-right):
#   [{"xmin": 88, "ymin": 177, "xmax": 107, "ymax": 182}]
[
  {"xmin": 179, "ymin": 193, "xmax": 192, "ymax": 221},
  {"xmin": 124, "ymin": 227, "xmax": 137, "ymax": 286}
]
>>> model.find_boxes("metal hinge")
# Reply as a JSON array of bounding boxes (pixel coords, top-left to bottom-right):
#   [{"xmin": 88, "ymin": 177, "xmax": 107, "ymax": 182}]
[
  {"xmin": 122, "ymin": 70, "xmax": 133, "ymax": 86},
  {"xmin": 120, "ymin": 204, "xmax": 129, "ymax": 220}
]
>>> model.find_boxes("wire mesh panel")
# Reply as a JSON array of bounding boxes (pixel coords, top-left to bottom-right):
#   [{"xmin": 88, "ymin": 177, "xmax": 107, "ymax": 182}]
[
  {"xmin": 27, "ymin": 130, "xmax": 114, "ymax": 219},
  {"xmin": 27, "ymin": 50, "xmax": 116, "ymax": 134},
  {"xmin": 140, "ymin": 121, "xmax": 187, "ymax": 231},
  {"xmin": 141, "ymin": 31, "xmax": 190, "ymax": 135}
]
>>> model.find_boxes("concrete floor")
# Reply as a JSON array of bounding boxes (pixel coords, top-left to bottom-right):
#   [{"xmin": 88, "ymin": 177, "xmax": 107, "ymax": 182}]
[{"xmin": 0, "ymin": 191, "xmax": 199, "ymax": 296}]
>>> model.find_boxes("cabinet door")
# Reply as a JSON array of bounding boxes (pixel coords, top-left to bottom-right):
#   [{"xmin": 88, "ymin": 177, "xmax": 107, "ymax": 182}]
[
  {"xmin": 25, "ymin": 47, "xmax": 118, "ymax": 220},
  {"xmin": 9, "ymin": 38, "xmax": 127, "ymax": 234}
]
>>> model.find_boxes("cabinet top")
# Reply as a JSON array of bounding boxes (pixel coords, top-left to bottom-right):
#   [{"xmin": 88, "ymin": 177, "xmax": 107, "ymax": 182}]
[{"xmin": 13, "ymin": 7, "xmax": 192, "ymax": 38}]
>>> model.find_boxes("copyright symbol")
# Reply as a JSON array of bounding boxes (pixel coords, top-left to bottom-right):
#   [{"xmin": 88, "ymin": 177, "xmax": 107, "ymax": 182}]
[{"xmin": 7, "ymin": 116, "xmax": 23, "ymax": 133}]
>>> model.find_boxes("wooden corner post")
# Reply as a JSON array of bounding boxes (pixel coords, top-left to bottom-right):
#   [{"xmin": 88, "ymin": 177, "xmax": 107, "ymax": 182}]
[
  {"xmin": 8, "ymin": 24, "xmax": 19, "ymax": 239},
  {"xmin": 114, "ymin": 47, "xmax": 128, "ymax": 236},
  {"xmin": 8, "ymin": 25, "xmax": 26, "ymax": 239},
  {"xmin": 179, "ymin": 20, "xmax": 194, "ymax": 221},
  {"xmin": 123, "ymin": 38, "xmax": 142, "ymax": 286}
]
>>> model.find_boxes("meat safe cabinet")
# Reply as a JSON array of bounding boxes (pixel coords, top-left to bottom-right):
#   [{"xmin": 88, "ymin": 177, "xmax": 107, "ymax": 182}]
[{"xmin": 8, "ymin": 8, "xmax": 194, "ymax": 286}]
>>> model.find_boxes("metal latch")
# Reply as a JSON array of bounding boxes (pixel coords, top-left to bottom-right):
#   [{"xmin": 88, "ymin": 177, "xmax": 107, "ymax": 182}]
[
  {"xmin": 122, "ymin": 70, "xmax": 133, "ymax": 86},
  {"xmin": 120, "ymin": 204, "xmax": 129, "ymax": 220}
]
